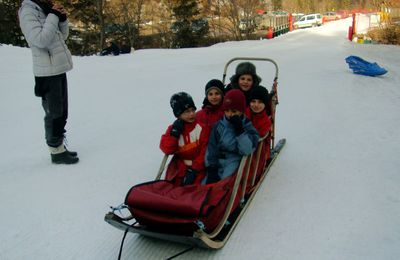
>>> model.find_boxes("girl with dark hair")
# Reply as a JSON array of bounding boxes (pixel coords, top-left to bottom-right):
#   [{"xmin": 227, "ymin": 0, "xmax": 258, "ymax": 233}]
[{"xmin": 196, "ymin": 79, "xmax": 225, "ymax": 130}]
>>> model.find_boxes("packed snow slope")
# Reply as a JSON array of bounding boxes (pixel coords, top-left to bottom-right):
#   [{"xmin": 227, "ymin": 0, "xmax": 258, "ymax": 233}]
[{"xmin": 1, "ymin": 18, "xmax": 400, "ymax": 260}]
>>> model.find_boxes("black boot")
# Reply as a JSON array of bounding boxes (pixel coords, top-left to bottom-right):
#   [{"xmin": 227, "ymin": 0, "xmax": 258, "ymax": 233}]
[
  {"xmin": 64, "ymin": 146, "xmax": 78, "ymax": 157},
  {"xmin": 51, "ymin": 151, "xmax": 79, "ymax": 164}
]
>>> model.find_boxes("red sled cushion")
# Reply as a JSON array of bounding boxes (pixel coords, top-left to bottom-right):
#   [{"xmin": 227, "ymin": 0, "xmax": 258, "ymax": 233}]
[
  {"xmin": 125, "ymin": 180, "xmax": 211, "ymax": 217},
  {"xmin": 124, "ymin": 176, "xmax": 239, "ymax": 233}
]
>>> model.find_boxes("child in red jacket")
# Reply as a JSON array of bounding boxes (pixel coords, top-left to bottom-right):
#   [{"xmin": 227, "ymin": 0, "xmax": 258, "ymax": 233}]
[
  {"xmin": 160, "ymin": 92, "xmax": 209, "ymax": 186},
  {"xmin": 196, "ymin": 79, "xmax": 225, "ymax": 130},
  {"xmin": 245, "ymin": 86, "xmax": 271, "ymax": 137},
  {"xmin": 245, "ymin": 86, "xmax": 272, "ymax": 162}
]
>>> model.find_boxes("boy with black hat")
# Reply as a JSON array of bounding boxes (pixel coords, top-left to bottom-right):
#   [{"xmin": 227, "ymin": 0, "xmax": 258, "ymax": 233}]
[
  {"xmin": 160, "ymin": 92, "xmax": 209, "ymax": 186},
  {"xmin": 196, "ymin": 79, "xmax": 225, "ymax": 130},
  {"xmin": 205, "ymin": 89, "xmax": 259, "ymax": 184}
]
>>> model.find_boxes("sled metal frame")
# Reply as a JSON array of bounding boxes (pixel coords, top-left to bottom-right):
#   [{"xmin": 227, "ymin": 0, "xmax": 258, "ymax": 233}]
[
  {"xmin": 221, "ymin": 57, "xmax": 278, "ymax": 84},
  {"xmin": 105, "ymin": 57, "xmax": 285, "ymax": 249}
]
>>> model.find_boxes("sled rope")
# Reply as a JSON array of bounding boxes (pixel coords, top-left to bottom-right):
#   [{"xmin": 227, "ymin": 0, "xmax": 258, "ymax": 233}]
[
  {"xmin": 117, "ymin": 221, "xmax": 137, "ymax": 260},
  {"xmin": 165, "ymin": 246, "xmax": 195, "ymax": 260}
]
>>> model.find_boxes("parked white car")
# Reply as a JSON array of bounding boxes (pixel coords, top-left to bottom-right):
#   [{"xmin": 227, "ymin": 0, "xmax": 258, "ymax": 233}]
[
  {"xmin": 294, "ymin": 13, "xmax": 323, "ymax": 29},
  {"xmin": 323, "ymin": 12, "xmax": 340, "ymax": 22}
]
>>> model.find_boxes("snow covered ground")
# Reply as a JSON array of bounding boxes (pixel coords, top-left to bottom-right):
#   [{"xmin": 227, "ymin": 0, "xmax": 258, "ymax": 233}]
[{"xmin": 1, "ymin": 18, "xmax": 400, "ymax": 260}]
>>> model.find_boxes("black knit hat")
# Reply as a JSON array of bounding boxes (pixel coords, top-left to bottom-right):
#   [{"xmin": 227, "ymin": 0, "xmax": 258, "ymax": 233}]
[
  {"xmin": 250, "ymin": 86, "xmax": 269, "ymax": 105},
  {"xmin": 230, "ymin": 62, "xmax": 261, "ymax": 87},
  {"xmin": 205, "ymin": 79, "xmax": 224, "ymax": 95},
  {"xmin": 170, "ymin": 92, "xmax": 196, "ymax": 118}
]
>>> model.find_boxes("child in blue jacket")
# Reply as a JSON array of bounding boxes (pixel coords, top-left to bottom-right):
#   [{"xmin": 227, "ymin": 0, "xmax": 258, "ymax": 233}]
[{"xmin": 205, "ymin": 89, "xmax": 260, "ymax": 184}]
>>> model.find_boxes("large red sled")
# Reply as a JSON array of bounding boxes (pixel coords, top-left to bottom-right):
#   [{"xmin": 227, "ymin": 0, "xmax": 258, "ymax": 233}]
[{"xmin": 104, "ymin": 57, "xmax": 286, "ymax": 252}]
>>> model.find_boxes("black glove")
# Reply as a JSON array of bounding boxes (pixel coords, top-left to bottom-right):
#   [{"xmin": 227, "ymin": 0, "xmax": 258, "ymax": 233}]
[
  {"xmin": 229, "ymin": 115, "xmax": 244, "ymax": 135},
  {"xmin": 170, "ymin": 119, "xmax": 184, "ymax": 138},
  {"xmin": 206, "ymin": 166, "xmax": 220, "ymax": 184},
  {"xmin": 50, "ymin": 8, "xmax": 67, "ymax": 22},
  {"xmin": 183, "ymin": 168, "xmax": 197, "ymax": 186}
]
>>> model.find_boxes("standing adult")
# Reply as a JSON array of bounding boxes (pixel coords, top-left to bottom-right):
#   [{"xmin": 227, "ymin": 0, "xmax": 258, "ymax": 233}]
[{"xmin": 19, "ymin": 0, "xmax": 79, "ymax": 164}]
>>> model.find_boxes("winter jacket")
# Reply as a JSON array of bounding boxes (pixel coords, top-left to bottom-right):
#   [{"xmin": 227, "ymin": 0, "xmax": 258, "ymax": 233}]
[
  {"xmin": 196, "ymin": 104, "xmax": 224, "ymax": 131},
  {"xmin": 205, "ymin": 116, "xmax": 259, "ymax": 181},
  {"xmin": 245, "ymin": 108, "xmax": 271, "ymax": 137},
  {"xmin": 160, "ymin": 120, "xmax": 209, "ymax": 185},
  {"xmin": 245, "ymin": 108, "xmax": 272, "ymax": 163},
  {"xmin": 19, "ymin": 0, "xmax": 73, "ymax": 77}
]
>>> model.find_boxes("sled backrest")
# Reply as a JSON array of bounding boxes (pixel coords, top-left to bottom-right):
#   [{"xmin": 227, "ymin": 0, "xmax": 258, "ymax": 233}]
[
  {"xmin": 221, "ymin": 57, "xmax": 278, "ymax": 85},
  {"xmin": 155, "ymin": 155, "xmax": 169, "ymax": 180}
]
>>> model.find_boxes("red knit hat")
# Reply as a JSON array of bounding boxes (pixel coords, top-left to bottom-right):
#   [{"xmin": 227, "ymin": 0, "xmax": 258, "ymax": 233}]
[{"xmin": 222, "ymin": 89, "xmax": 246, "ymax": 113}]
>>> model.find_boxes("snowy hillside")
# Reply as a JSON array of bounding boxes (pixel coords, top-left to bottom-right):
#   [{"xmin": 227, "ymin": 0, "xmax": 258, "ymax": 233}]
[{"xmin": 1, "ymin": 18, "xmax": 400, "ymax": 260}]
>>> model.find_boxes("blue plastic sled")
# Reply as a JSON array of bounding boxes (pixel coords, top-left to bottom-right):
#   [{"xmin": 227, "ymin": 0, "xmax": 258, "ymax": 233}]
[{"xmin": 345, "ymin": 55, "xmax": 387, "ymax": 77}]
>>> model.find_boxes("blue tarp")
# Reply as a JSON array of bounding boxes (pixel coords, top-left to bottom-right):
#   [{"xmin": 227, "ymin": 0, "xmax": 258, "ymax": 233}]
[{"xmin": 345, "ymin": 55, "xmax": 388, "ymax": 77}]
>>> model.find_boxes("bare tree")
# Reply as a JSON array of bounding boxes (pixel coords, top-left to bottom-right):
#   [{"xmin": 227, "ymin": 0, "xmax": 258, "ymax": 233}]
[
  {"xmin": 216, "ymin": 0, "xmax": 263, "ymax": 40},
  {"xmin": 96, "ymin": 0, "xmax": 106, "ymax": 49},
  {"xmin": 105, "ymin": 0, "xmax": 145, "ymax": 48},
  {"xmin": 207, "ymin": 0, "xmax": 227, "ymax": 39},
  {"xmin": 224, "ymin": 1, "xmax": 243, "ymax": 40}
]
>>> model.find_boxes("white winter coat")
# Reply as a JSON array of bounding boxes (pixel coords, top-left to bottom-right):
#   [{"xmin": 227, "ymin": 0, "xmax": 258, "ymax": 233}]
[{"xmin": 19, "ymin": 0, "xmax": 73, "ymax": 77}]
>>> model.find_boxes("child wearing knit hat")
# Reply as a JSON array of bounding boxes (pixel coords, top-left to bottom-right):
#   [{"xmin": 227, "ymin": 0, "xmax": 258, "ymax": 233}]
[
  {"xmin": 196, "ymin": 79, "xmax": 225, "ymax": 130},
  {"xmin": 245, "ymin": 86, "xmax": 272, "ymax": 173},
  {"xmin": 225, "ymin": 62, "xmax": 262, "ymax": 105},
  {"xmin": 204, "ymin": 89, "xmax": 260, "ymax": 184},
  {"xmin": 160, "ymin": 92, "xmax": 209, "ymax": 186},
  {"xmin": 245, "ymin": 86, "xmax": 272, "ymax": 137}
]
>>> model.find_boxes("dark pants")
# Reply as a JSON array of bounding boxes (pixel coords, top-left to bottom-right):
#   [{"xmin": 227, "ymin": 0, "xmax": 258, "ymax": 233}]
[{"xmin": 35, "ymin": 74, "xmax": 68, "ymax": 148}]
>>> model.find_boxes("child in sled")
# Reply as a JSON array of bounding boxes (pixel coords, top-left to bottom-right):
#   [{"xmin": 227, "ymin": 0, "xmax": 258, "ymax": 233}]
[
  {"xmin": 204, "ymin": 89, "xmax": 260, "ymax": 184},
  {"xmin": 225, "ymin": 62, "xmax": 261, "ymax": 105},
  {"xmin": 246, "ymin": 86, "xmax": 272, "ymax": 138},
  {"xmin": 196, "ymin": 79, "xmax": 225, "ymax": 130},
  {"xmin": 245, "ymin": 86, "xmax": 273, "ymax": 178},
  {"xmin": 160, "ymin": 92, "xmax": 209, "ymax": 186}
]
